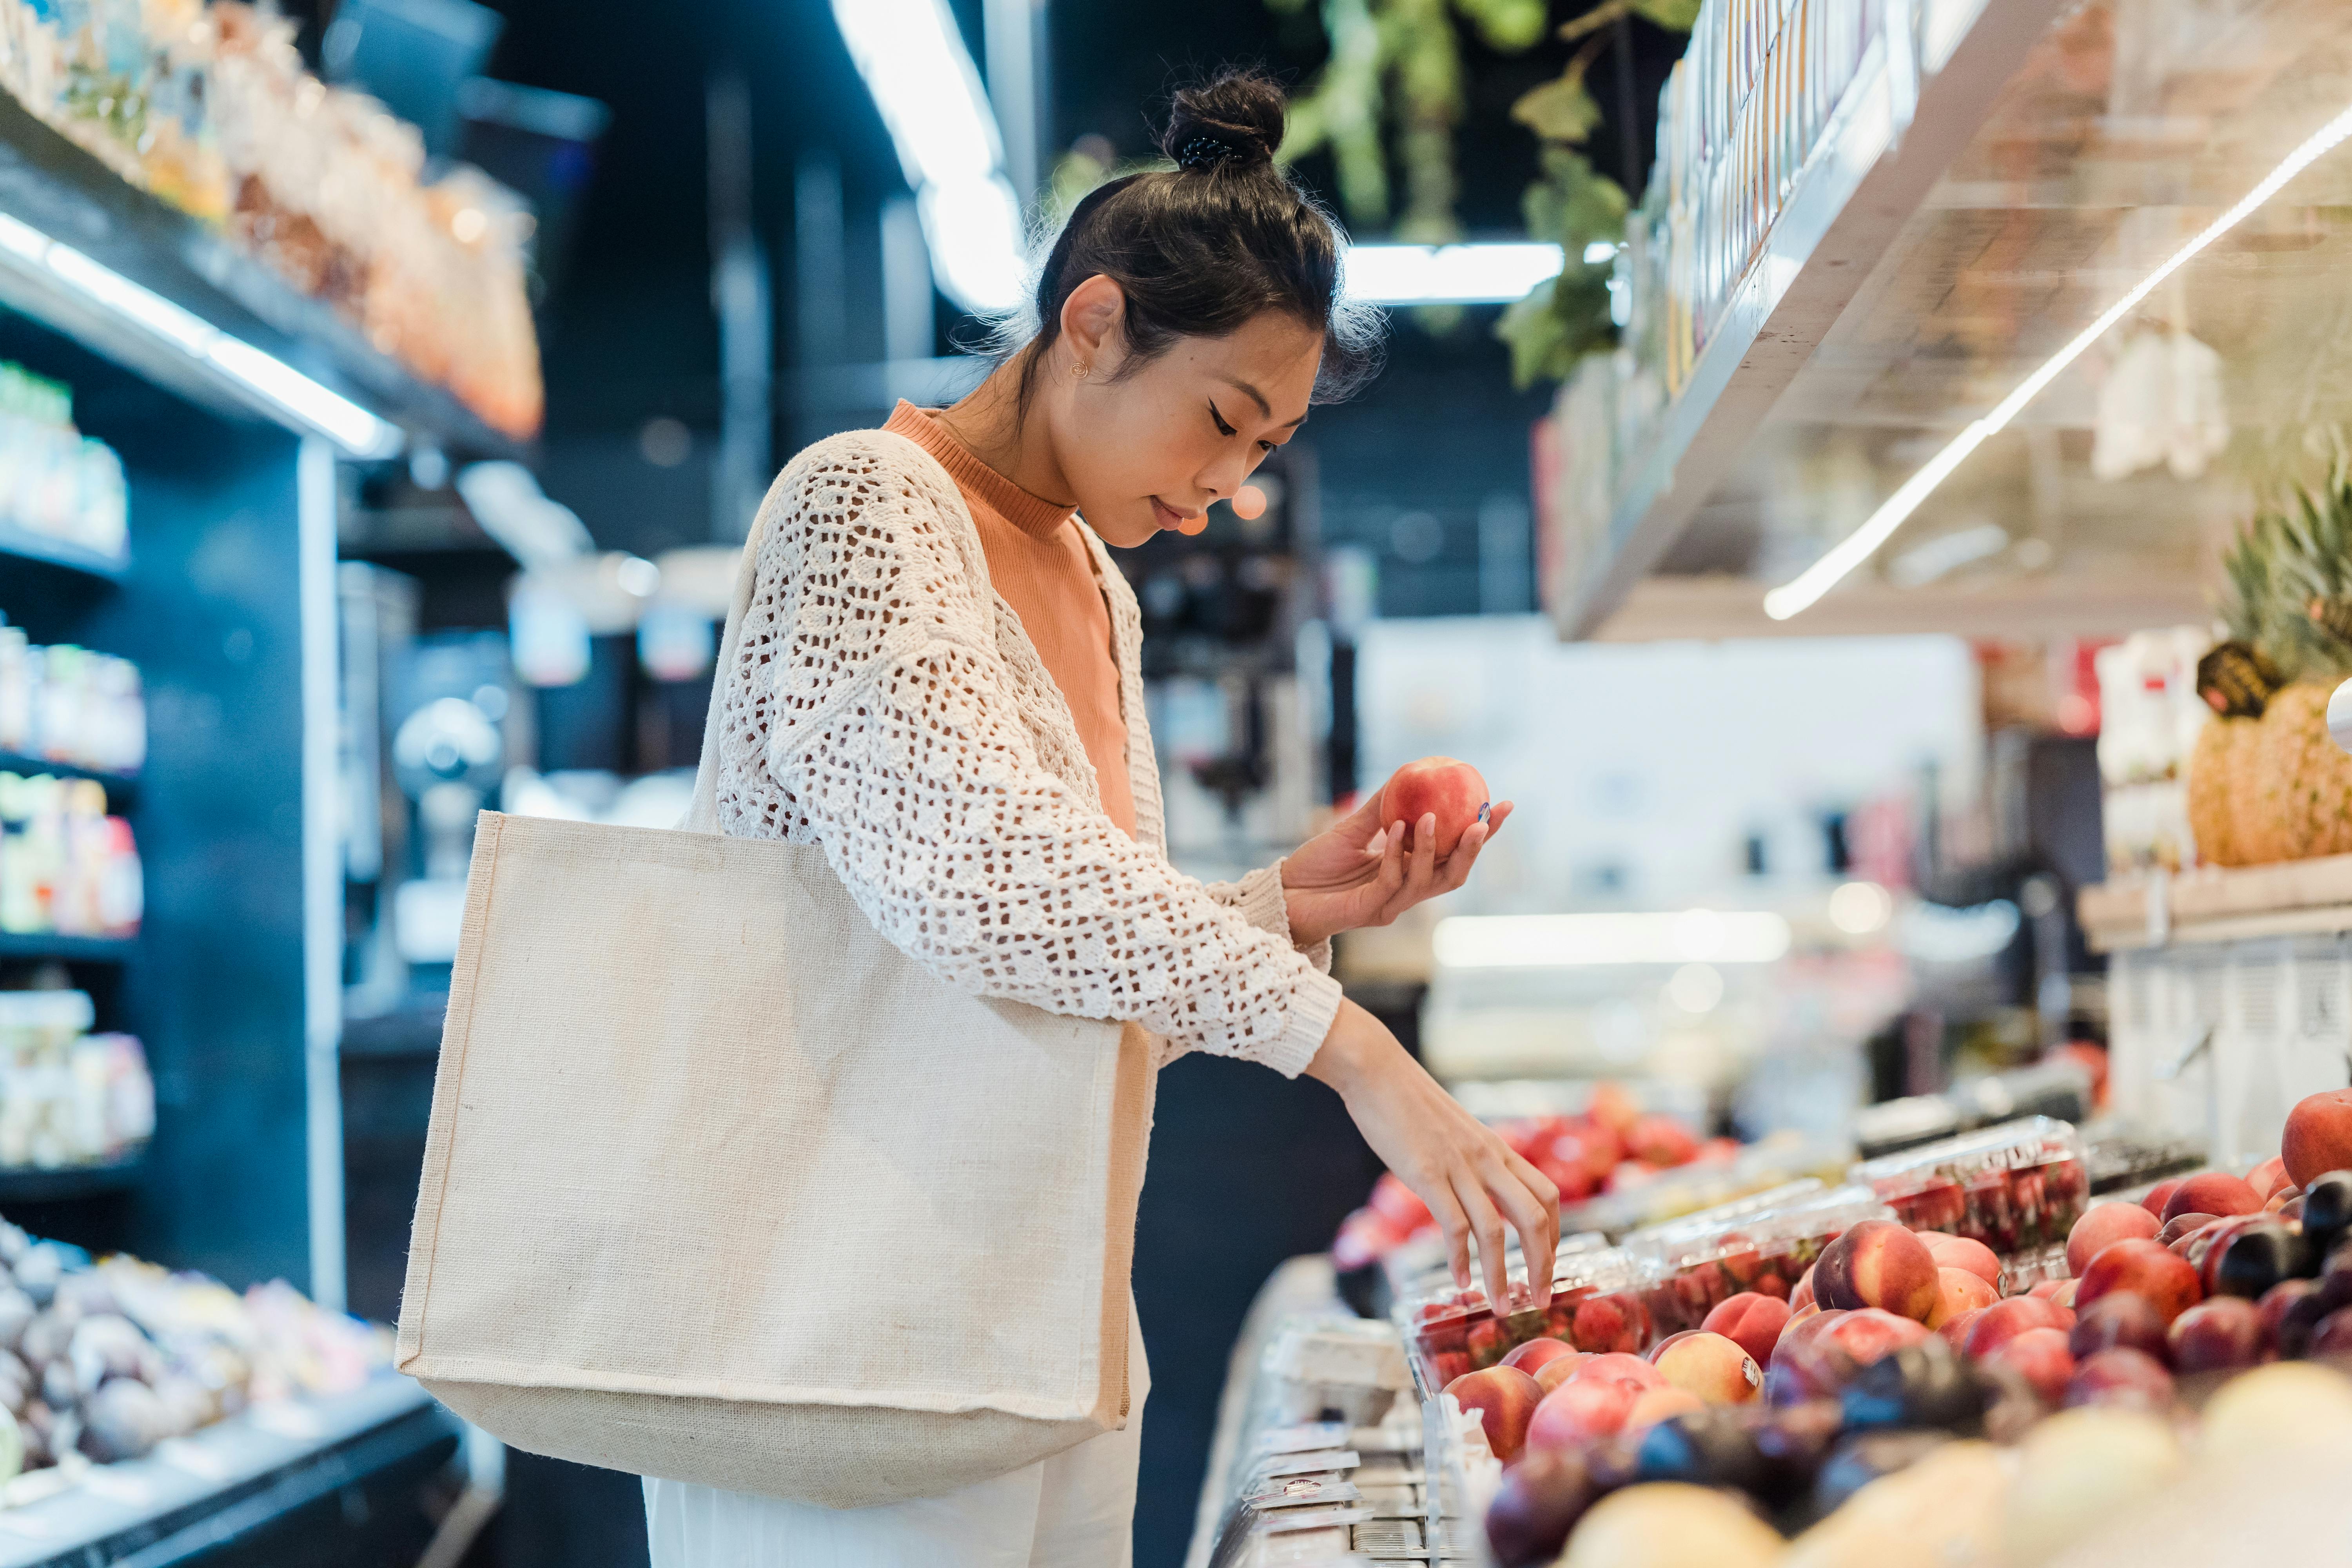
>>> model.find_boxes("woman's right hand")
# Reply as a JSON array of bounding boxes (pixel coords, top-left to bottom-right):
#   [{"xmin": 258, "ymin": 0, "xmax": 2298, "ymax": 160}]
[{"xmin": 1307, "ymin": 998, "xmax": 1559, "ymax": 1309}]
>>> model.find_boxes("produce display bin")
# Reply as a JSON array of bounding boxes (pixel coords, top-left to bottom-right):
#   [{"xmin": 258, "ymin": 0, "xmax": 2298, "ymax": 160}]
[
  {"xmin": 1851, "ymin": 1117, "xmax": 2089, "ymax": 1267},
  {"xmin": 1628, "ymin": 1183, "xmax": 1892, "ymax": 1340},
  {"xmin": 1398, "ymin": 1250, "xmax": 1647, "ymax": 1397}
]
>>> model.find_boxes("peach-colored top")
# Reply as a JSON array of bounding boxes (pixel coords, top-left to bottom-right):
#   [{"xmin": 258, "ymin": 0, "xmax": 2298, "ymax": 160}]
[{"xmin": 882, "ymin": 401, "xmax": 1136, "ymax": 838}]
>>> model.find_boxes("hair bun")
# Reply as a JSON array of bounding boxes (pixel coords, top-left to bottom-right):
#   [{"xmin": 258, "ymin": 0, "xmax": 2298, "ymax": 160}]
[{"xmin": 1162, "ymin": 69, "xmax": 1286, "ymax": 174}]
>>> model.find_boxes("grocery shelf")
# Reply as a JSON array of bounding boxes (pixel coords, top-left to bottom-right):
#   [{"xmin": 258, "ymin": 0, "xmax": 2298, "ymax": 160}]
[
  {"xmin": 0, "ymin": 753, "xmax": 137, "ymax": 798},
  {"xmin": 0, "ymin": 933, "xmax": 135, "ymax": 964},
  {"xmin": 0, "ymin": 522, "xmax": 127, "ymax": 581},
  {"xmin": 0, "ymin": 92, "xmax": 519, "ymax": 461},
  {"xmin": 2080, "ymin": 855, "xmax": 2352, "ymax": 953},
  {"xmin": 0, "ymin": 1154, "xmax": 143, "ymax": 1203},
  {"xmin": 0, "ymin": 1375, "xmax": 456, "ymax": 1568},
  {"xmin": 1557, "ymin": 0, "xmax": 2070, "ymax": 637}
]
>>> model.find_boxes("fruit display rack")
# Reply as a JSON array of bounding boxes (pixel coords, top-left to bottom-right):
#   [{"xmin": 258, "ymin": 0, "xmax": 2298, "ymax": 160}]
[
  {"xmin": 2080, "ymin": 855, "xmax": 2352, "ymax": 953},
  {"xmin": 0, "ymin": 1375, "xmax": 455, "ymax": 1567}
]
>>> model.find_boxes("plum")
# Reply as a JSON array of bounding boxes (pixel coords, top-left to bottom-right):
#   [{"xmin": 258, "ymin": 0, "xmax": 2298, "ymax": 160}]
[
  {"xmin": 1752, "ymin": 1399, "xmax": 1844, "ymax": 1508},
  {"xmin": 2167, "ymin": 1297, "xmax": 2265, "ymax": 1374},
  {"xmin": 2301, "ymin": 1170, "xmax": 2352, "ymax": 1259},
  {"xmin": 2212, "ymin": 1221, "xmax": 2311, "ymax": 1300},
  {"xmin": 1486, "ymin": 1446, "xmax": 1606, "ymax": 1568},
  {"xmin": 2069, "ymin": 1294, "xmax": 2171, "ymax": 1364},
  {"xmin": 1631, "ymin": 1406, "xmax": 1769, "ymax": 1494},
  {"xmin": 2064, "ymin": 1347, "xmax": 2174, "ymax": 1412},
  {"xmin": 1838, "ymin": 1338, "xmax": 1991, "ymax": 1434},
  {"xmin": 2310, "ymin": 1306, "xmax": 2352, "ymax": 1359},
  {"xmin": 2258, "ymin": 1278, "xmax": 2323, "ymax": 1359},
  {"xmin": 1812, "ymin": 1430, "xmax": 1952, "ymax": 1517}
]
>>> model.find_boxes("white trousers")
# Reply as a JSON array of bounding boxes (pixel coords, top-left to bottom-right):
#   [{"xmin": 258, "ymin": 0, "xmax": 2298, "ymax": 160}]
[{"xmin": 642, "ymin": 1308, "xmax": 1148, "ymax": 1568}]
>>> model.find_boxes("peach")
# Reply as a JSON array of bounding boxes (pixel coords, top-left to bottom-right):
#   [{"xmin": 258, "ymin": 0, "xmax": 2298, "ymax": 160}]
[
  {"xmin": 1820, "ymin": 1308, "xmax": 1930, "ymax": 1368},
  {"xmin": 1918, "ymin": 1232, "xmax": 2002, "ymax": 1287},
  {"xmin": 2065, "ymin": 1347, "xmax": 2174, "ymax": 1412},
  {"xmin": 2157, "ymin": 1212, "xmax": 2217, "ymax": 1246},
  {"xmin": 2166, "ymin": 1297, "xmax": 2264, "ymax": 1374},
  {"xmin": 1502, "ymin": 1337, "xmax": 1579, "ymax": 1377},
  {"xmin": 2027, "ymin": 1280, "xmax": 2068, "ymax": 1301},
  {"xmin": 1376, "ymin": 756, "xmax": 1490, "ymax": 858},
  {"xmin": 2073, "ymin": 1238, "xmax": 2202, "ymax": 1326},
  {"xmin": 1644, "ymin": 1330, "xmax": 1698, "ymax": 1364},
  {"xmin": 2069, "ymin": 1294, "xmax": 2170, "ymax": 1364},
  {"xmin": 1533, "ymin": 1351, "xmax": 1592, "ymax": 1394},
  {"xmin": 1702, "ymin": 1293, "xmax": 1792, "ymax": 1370},
  {"xmin": 1924, "ymin": 1266, "xmax": 1999, "ymax": 1329},
  {"xmin": 2141, "ymin": 1178, "xmax": 2183, "ymax": 1218},
  {"xmin": 2162, "ymin": 1172, "xmax": 2262, "ymax": 1222},
  {"xmin": 1653, "ymin": 1332, "xmax": 1762, "ymax": 1405},
  {"xmin": 1623, "ymin": 1386, "xmax": 1708, "ymax": 1434},
  {"xmin": 1986, "ymin": 1326, "xmax": 2074, "ymax": 1403},
  {"xmin": 2067, "ymin": 1203, "xmax": 2162, "ymax": 1276},
  {"xmin": 1447, "ymin": 1366, "xmax": 1545, "ymax": 1461},
  {"xmin": 1628, "ymin": 1115, "xmax": 1699, "ymax": 1169},
  {"xmin": 1812, "ymin": 1221, "xmax": 1940, "ymax": 1322},
  {"xmin": 1939, "ymin": 1307, "xmax": 1986, "ymax": 1353},
  {"xmin": 1964, "ymin": 1296, "xmax": 2074, "ymax": 1359},
  {"xmin": 1526, "ymin": 1376, "xmax": 1639, "ymax": 1452},
  {"xmin": 2284, "ymin": 1088, "xmax": 2352, "ymax": 1189},
  {"xmin": 2246, "ymin": 1156, "xmax": 2290, "ymax": 1202},
  {"xmin": 1789, "ymin": 1266, "xmax": 1816, "ymax": 1312},
  {"xmin": 1569, "ymin": 1352, "xmax": 1665, "ymax": 1391}
]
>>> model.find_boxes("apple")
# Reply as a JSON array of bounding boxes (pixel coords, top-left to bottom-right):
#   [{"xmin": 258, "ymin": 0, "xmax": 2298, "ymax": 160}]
[{"xmin": 1374, "ymin": 756, "xmax": 1490, "ymax": 858}]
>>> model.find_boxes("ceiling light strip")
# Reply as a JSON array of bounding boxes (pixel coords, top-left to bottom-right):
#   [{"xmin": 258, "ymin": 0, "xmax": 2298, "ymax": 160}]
[{"xmin": 1764, "ymin": 98, "xmax": 2352, "ymax": 622}]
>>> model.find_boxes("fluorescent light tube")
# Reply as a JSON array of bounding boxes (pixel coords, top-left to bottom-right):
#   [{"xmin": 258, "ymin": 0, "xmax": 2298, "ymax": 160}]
[
  {"xmin": 1765, "ymin": 98, "xmax": 2352, "ymax": 622},
  {"xmin": 1432, "ymin": 909, "xmax": 1793, "ymax": 968},
  {"xmin": 1345, "ymin": 243, "xmax": 1567, "ymax": 305}
]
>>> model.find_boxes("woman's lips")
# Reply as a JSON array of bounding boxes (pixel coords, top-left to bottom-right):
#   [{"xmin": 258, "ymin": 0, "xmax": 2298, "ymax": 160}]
[{"xmin": 1152, "ymin": 497, "xmax": 1205, "ymax": 534}]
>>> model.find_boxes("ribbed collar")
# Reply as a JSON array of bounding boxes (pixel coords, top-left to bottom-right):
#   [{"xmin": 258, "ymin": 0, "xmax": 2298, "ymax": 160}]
[{"xmin": 885, "ymin": 401, "xmax": 1076, "ymax": 541}]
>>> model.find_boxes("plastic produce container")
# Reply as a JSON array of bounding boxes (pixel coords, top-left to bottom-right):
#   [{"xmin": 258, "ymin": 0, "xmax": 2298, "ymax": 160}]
[
  {"xmin": 1850, "ymin": 1116, "xmax": 2089, "ymax": 1261},
  {"xmin": 1627, "ymin": 1183, "xmax": 1892, "ymax": 1340},
  {"xmin": 1396, "ymin": 1249, "xmax": 1646, "ymax": 1396}
]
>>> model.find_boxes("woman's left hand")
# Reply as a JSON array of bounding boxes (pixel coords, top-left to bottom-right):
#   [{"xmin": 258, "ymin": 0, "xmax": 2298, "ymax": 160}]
[{"xmin": 1281, "ymin": 795, "xmax": 1513, "ymax": 949}]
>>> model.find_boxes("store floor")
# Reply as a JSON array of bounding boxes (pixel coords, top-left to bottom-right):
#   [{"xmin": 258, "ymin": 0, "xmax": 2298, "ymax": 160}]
[{"xmin": 348, "ymin": 993, "xmax": 1396, "ymax": 1566}]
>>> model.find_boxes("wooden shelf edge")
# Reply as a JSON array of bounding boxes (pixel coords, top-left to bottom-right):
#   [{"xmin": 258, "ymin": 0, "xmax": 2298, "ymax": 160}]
[{"xmin": 2081, "ymin": 854, "xmax": 2352, "ymax": 952}]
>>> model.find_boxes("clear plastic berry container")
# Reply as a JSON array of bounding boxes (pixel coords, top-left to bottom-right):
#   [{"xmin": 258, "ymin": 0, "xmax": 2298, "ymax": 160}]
[
  {"xmin": 1626, "ymin": 1183, "xmax": 1892, "ymax": 1341},
  {"xmin": 1395, "ymin": 1249, "xmax": 1646, "ymax": 1398},
  {"xmin": 1849, "ymin": 1116, "xmax": 2089, "ymax": 1260}
]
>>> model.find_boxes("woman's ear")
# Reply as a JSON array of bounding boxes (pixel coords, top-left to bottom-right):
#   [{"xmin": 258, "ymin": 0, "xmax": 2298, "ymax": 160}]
[{"xmin": 1059, "ymin": 274, "xmax": 1128, "ymax": 374}]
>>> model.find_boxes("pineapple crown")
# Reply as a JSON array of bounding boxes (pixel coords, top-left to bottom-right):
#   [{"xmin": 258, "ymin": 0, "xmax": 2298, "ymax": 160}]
[{"xmin": 2218, "ymin": 470, "xmax": 2352, "ymax": 682}]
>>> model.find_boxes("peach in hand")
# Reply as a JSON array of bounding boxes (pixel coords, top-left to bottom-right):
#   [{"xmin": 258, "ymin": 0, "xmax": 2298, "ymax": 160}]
[
  {"xmin": 1811, "ymin": 1220, "xmax": 1940, "ymax": 1322},
  {"xmin": 1374, "ymin": 756, "xmax": 1490, "ymax": 858},
  {"xmin": 2067, "ymin": 1202, "xmax": 2161, "ymax": 1276},
  {"xmin": 1446, "ymin": 1366, "xmax": 1545, "ymax": 1461},
  {"xmin": 1653, "ymin": 1332, "xmax": 1762, "ymax": 1405}
]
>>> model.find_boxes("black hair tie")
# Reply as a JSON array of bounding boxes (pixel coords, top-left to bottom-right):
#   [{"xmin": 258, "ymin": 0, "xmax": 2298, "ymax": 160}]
[{"xmin": 1178, "ymin": 134, "xmax": 1245, "ymax": 172}]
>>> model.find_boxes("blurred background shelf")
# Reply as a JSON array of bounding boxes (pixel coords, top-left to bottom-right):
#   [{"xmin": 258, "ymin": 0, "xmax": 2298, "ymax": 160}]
[
  {"xmin": 0, "ymin": 91, "xmax": 517, "ymax": 460},
  {"xmin": 0, "ymin": 933, "xmax": 134, "ymax": 964},
  {"xmin": 0, "ymin": 1155, "xmax": 145, "ymax": 1204},
  {"xmin": 0, "ymin": 523, "xmax": 127, "ymax": 581},
  {"xmin": 0, "ymin": 753, "xmax": 137, "ymax": 799}
]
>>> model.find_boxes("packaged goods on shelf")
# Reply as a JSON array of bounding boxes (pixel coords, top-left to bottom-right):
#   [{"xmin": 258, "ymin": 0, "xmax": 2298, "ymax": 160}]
[
  {"xmin": 0, "ymin": 991, "xmax": 151, "ymax": 1169},
  {"xmin": 2095, "ymin": 629, "xmax": 2214, "ymax": 874},
  {"xmin": 0, "ymin": 1, "xmax": 541, "ymax": 437},
  {"xmin": 0, "ymin": 365, "xmax": 127, "ymax": 564},
  {"xmin": 1627, "ymin": 1183, "xmax": 1891, "ymax": 1339},
  {"xmin": 0, "ymin": 623, "xmax": 145, "ymax": 775},
  {"xmin": 1398, "ymin": 1250, "xmax": 1651, "ymax": 1395},
  {"xmin": 1563, "ymin": 1131, "xmax": 1854, "ymax": 1239},
  {"xmin": 1850, "ymin": 1116, "xmax": 2087, "ymax": 1286},
  {"xmin": 0, "ymin": 772, "xmax": 142, "ymax": 937}
]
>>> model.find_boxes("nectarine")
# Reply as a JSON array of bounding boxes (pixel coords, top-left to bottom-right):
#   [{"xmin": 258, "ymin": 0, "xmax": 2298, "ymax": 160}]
[
  {"xmin": 1375, "ymin": 756, "xmax": 1490, "ymax": 858},
  {"xmin": 1447, "ymin": 1366, "xmax": 1545, "ymax": 1461},
  {"xmin": 2067, "ymin": 1202, "xmax": 2161, "ymax": 1276}
]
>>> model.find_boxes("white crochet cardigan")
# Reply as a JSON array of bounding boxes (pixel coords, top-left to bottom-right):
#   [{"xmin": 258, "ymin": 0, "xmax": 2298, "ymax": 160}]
[{"xmin": 711, "ymin": 429, "xmax": 1345, "ymax": 1075}]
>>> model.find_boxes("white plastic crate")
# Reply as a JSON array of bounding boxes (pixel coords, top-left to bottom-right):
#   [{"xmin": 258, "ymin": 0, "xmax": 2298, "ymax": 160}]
[{"xmin": 2109, "ymin": 934, "xmax": 2352, "ymax": 1167}]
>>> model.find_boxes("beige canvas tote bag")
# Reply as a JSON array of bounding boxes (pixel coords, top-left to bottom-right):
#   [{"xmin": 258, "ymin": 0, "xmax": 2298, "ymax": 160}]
[{"xmin": 394, "ymin": 474, "xmax": 1154, "ymax": 1509}]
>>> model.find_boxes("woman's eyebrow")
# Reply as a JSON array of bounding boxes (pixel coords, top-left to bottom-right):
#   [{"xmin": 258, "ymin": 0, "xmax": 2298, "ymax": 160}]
[{"xmin": 1220, "ymin": 376, "xmax": 1309, "ymax": 428}]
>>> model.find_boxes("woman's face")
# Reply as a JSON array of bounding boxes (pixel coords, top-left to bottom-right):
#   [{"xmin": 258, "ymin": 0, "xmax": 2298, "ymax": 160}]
[{"xmin": 1045, "ymin": 284, "xmax": 1323, "ymax": 549}]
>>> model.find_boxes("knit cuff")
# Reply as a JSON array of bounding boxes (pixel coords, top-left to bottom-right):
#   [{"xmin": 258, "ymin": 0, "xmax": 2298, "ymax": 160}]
[
  {"xmin": 1229, "ymin": 864, "xmax": 1290, "ymax": 938},
  {"xmin": 1260, "ymin": 968, "xmax": 1344, "ymax": 1080}
]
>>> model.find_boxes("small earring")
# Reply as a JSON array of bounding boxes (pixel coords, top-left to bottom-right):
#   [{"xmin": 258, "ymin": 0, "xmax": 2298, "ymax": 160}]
[{"xmin": 1072, "ymin": 361, "xmax": 1091, "ymax": 381}]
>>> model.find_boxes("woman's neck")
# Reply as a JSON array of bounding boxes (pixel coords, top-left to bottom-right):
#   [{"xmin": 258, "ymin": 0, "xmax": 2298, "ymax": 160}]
[{"xmin": 935, "ymin": 353, "xmax": 1078, "ymax": 508}]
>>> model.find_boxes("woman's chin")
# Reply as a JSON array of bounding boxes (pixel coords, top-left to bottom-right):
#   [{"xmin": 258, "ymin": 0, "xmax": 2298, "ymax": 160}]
[{"xmin": 1091, "ymin": 514, "xmax": 1164, "ymax": 549}]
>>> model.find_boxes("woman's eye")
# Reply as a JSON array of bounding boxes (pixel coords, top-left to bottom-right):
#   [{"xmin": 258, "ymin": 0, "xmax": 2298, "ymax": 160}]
[
  {"xmin": 1257, "ymin": 440, "xmax": 1277, "ymax": 455},
  {"xmin": 1209, "ymin": 402, "xmax": 1236, "ymax": 438}
]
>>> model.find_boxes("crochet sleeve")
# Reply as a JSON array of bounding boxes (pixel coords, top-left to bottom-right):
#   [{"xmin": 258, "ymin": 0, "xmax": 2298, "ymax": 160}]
[
  {"xmin": 716, "ymin": 436, "xmax": 1344, "ymax": 1075},
  {"xmin": 1203, "ymin": 866, "xmax": 1334, "ymax": 976}
]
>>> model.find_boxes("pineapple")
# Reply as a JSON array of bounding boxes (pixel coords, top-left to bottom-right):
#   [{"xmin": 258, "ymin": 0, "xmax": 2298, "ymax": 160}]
[{"xmin": 2192, "ymin": 476, "xmax": 2352, "ymax": 865}]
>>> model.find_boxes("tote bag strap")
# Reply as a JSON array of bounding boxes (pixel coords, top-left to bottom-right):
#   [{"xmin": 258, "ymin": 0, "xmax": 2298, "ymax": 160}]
[{"xmin": 681, "ymin": 499, "xmax": 774, "ymax": 835}]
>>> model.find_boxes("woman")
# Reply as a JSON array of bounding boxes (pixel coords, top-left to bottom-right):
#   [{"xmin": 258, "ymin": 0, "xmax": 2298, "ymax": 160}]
[{"xmin": 648, "ymin": 68, "xmax": 1559, "ymax": 1566}]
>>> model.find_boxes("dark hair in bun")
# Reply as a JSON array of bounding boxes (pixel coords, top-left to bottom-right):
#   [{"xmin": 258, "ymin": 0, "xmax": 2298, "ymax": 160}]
[{"xmin": 1003, "ymin": 68, "xmax": 1383, "ymax": 410}]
